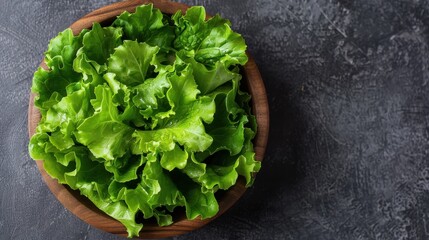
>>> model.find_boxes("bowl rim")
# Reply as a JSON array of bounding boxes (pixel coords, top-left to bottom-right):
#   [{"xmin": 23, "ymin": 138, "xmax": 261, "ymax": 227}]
[{"xmin": 27, "ymin": 0, "xmax": 269, "ymax": 238}]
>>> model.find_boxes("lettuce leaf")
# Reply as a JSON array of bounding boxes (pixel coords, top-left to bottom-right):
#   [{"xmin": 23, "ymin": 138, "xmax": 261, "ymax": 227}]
[
  {"xmin": 29, "ymin": 4, "xmax": 260, "ymax": 238},
  {"xmin": 75, "ymin": 85, "xmax": 134, "ymax": 161},
  {"xmin": 81, "ymin": 23, "xmax": 122, "ymax": 65},
  {"xmin": 108, "ymin": 40, "xmax": 159, "ymax": 86},
  {"xmin": 34, "ymin": 28, "xmax": 89, "ymax": 110},
  {"xmin": 112, "ymin": 4, "xmax": 173, "ymax": 49},
  {"xmin": 173, "ymin": 7, "xmax": 248, "ymax": 67}
]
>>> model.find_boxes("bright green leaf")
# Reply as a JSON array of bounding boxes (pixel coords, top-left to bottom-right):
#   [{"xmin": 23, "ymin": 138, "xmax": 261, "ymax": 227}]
[{"xmin": 108, "ymin": 40, "xmax": 159, "ymax": 86}]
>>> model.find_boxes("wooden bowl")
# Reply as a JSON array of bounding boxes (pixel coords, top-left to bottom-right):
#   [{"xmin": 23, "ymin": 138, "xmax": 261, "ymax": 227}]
[{"xmin": 28, "ymin": 0, "xmax": 269, "ymax": 238}]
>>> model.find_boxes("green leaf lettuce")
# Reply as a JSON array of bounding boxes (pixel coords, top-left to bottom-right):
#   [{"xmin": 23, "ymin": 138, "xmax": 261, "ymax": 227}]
[{"xmin": 29, "ymin": 4, "xmax": 260, "ymax": 238}]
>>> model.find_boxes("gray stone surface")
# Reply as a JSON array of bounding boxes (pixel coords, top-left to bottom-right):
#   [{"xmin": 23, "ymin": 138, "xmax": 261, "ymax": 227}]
[{"xmin": 1, "ymin": 0, "xmax": 429, "ymax": 239}]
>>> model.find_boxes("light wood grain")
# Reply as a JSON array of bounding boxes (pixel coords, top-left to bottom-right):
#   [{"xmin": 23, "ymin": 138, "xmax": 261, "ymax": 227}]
[{"xmin": 27, "ymin": 0, "xmax": 269, "ymax": 238}]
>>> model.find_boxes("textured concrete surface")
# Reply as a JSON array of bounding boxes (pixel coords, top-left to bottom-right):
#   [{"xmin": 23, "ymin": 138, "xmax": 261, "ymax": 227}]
[{"xmin": 1, "ymin": 0, "xmax": 429, "ymax": 239}]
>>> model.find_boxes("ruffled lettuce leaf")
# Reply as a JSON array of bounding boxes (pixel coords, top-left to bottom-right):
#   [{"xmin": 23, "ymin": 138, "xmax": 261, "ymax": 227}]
[
  {"xmin": 45, "ymin": 28, "xmax": 88, "ymax": 73},
  {"xmin": 32, "ymin": 29, "xmax": 87, "ymax": 112},
  {"xmin": 195, "ymin": 15, "xmax": 248, "ymax": 67},
  {"xmin": 179, "ymin": 51, "xmax": 241, "ymax": 94},
  {"xmin": 131, "ymin": 67, "xmax": 215, "ymax": 154},
  {"xmin": 131, "ymin": 101, "xmax": 213, "ymax": 153},
  {"xmin": 173, "ymin": 7, "xmax": 248, "ymax": 67},
  {"xmin": 108, "ymin": 40, "xmax": 159, "ymax": 86},
  {"xmin": 172, "ymin": 6, "xmax": 208, "ymax": 51},
  {"xmin": 132, "ymin": 71, "xmax": 172, "ymax": 127},
  {"xmin": 81, "ymin": 22, "xmax": 122, "ymax": 65},
  {"xmin": 113, "ymin": 4, "xmax": 175, "ymax": 50},
  {"xmin": 79, "ymin": 182, "xmax": 143, "ymax": 237},
  {"xmin": 103, "ymin": 72, "xmax": 147, "ymax": 128},
  {"xmin": 73, "ymin": 51, "xmax": 105, "ymax": 85},
  {"xmin": 171, "ymin": 170, "xmax": 218, "ymax": 219},
  {"xmin": 142, "ymin": 154, "xmax": 184, "ymax": 209},
  {"xmin": 104, "ymin": 153, "xmax": 144, "ymax": 183},
  {"xmin": 160, "ymin": 144, "xmax": 188, "ymax": 171},
  {"xmin": 74, "ymin": 85, "xmax": 134, "ymax": 161}
]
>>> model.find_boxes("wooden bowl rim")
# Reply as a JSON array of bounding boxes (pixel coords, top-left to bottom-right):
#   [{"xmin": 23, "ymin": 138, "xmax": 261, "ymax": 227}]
[{"xmin": 27, "ymin": 0, "xmax": 269, "ymax": 238}]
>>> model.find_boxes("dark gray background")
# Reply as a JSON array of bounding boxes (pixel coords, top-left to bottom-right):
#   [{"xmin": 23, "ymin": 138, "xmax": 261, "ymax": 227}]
[{"xmin": 1, "ymin": 0, "xmax": 429, "ymax": 239}]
